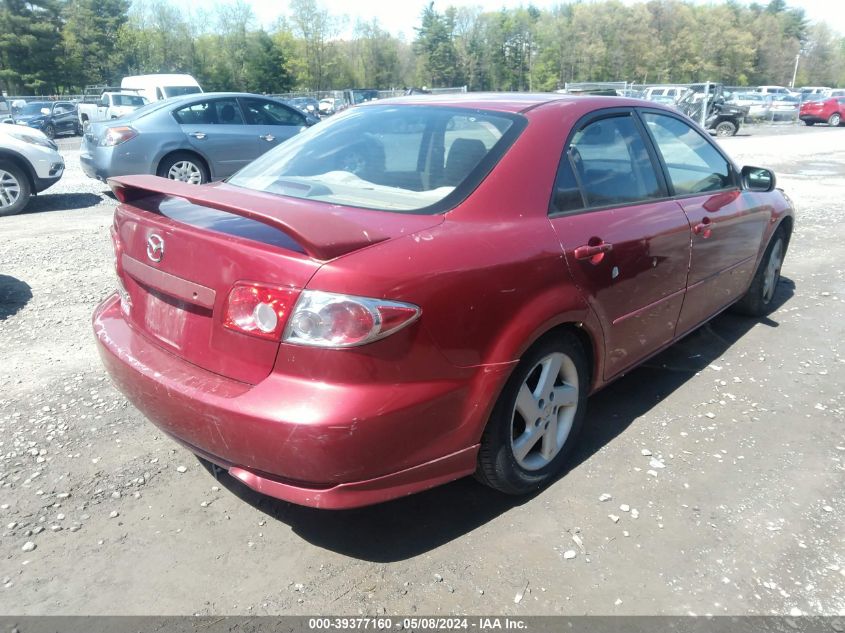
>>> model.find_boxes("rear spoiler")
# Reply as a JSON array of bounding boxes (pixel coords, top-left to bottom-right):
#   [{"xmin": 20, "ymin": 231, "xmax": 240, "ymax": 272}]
[{"xmin": 108, "ymin": 175, "xmax": 394, "ymax": 261}]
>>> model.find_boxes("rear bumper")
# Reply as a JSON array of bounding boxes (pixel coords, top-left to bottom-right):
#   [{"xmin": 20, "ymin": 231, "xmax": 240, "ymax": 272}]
[{"xmin": 93, "ymin": 294, "xmax": 486, "ymax": 509}]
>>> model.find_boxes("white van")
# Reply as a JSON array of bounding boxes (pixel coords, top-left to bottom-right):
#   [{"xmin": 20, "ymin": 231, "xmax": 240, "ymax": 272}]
[
  {"xmin": 120, "ymin": 74, "xmax": 203, "ymax": 102},
  {"xmin": 642, "ymin": 86, "xmax": 686, "ymax": 102},
  {"xmin": 756, "ymin": 85, "xmax": 797, "ymax": 97}
]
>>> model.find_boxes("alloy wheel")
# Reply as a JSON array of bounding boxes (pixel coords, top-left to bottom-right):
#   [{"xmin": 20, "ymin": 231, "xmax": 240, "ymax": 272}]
[
  {"xmin": 167, "ymin": 160, "xmax": 203, "ymax": 184},
  {"xmin": 762, "ymin": 238, "xmax": 784, "ymax": 304},
  {"xmin": 510, "ymin": 352, "xmax": 579, "ymax": 471},
  {"xmin": 0, "ymin": 169, "xmax": 22, "ymax": 211}
]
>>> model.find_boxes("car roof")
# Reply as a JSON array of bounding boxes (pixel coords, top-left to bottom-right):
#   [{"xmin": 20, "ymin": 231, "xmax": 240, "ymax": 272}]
[
  {"xmin": 163, "ymin": 92, "xmax": 286, "ymax": 105},
  {"xmin": 359, "ymin": 92, "xmax": 638, "ymax": 114}
]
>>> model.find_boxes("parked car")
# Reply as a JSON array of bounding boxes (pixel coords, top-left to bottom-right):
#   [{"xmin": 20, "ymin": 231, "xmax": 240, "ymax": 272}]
[
  {"xmin": 728, "ymin": 92, "xmax": 773, "ymax": 120},
  {"xmin": 93, "ymin": 94, "xmax": 794, "ymax": 509},
  {"xmin": 288, "ymin": 97, "xmax": 320, "ymax": 116},
  {"xmin": 826, "ymin": 89, "xmax": 845, "ymax": 98},
  {"xmin": 756, "ymin": 85, "xmax": 797, "ymax": 97},
  {"xmin": 318, "ymin": 97, "xmax": 343, "ymax": 115},
  {"xmin": 80, "ymin": 92, "xmax": 316, "ymax": 184},
  {"xmin": 14, "ymin": 101, "xmax": 80, "ymax": 138},
  {"xmin": 78, "ymin": 90, "xmax": 148, "ymax": 131},
  {"xmin": 0, "ymin": 123, "xmax": 64, "ymax": 216},
  {"xmin": 120, "ymin": 74, "xmax": 203, "ymax": 103},
  {"xmin": 642, "ymin": 85, "xmax": 686, "ymax": 102},
  {"xmin": 769, "ymin": 95, "xmax": 800, "ymax": 120},
  {"xmin": 799, "ymin": 96, "xmax": 845, "ymax": 126}
]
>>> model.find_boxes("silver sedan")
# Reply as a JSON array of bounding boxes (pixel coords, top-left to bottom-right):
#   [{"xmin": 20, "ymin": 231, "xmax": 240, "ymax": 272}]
[{"xmin": 80, "ymin": 92, "xmax": 317, "ymax": 184}]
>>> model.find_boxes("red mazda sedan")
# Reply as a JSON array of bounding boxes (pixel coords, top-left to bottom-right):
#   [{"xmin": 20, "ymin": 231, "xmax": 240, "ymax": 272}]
[
  {"xmin": 800, "ymin": 96, "xmax": 845, "ymax": 126},
  {"xmin": 94, "ymin": 94, "xmax": 794, "ymax": 509}
]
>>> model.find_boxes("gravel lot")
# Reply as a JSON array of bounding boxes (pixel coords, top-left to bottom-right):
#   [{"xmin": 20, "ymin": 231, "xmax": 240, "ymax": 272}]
[{"xmin": 0, "ymin": 125, "xmax": 843, "ymax": 617}]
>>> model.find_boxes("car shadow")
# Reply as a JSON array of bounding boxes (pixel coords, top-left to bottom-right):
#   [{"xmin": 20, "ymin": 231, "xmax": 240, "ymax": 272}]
[
  {"xmin": 24, "ymin": 192, "xmax": 103, "ymax": 214},
  {"xmin": 203, "ymin": 277, "xmax": 795, "ymax": 562},
  {"xmin": 0, "ymin": 275, "xmax": 33, "ymax": 321}
]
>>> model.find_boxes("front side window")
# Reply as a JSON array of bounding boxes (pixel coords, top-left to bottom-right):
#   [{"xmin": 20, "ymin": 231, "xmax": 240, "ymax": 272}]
[
  {"xmin": 228, "ymin": 105, "xmax": 522, "ymax": 214},
  {"xmin": 567, "ymin": 114, "xmax": 664, "ymax": 208},
  {"xmin": 241, "ymin": 98, "xmax": 305, "ymax": 126},
  {"xmin": 173, "ymin": 99, "xmax": 244, "ymax": 125},
  {"xmin": 642, "ymin": 112, "xmax": 733, "ymax": 195}
]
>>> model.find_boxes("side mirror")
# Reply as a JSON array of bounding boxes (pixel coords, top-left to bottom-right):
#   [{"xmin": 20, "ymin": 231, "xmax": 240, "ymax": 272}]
[
  {"xmin": 40, "ymin": 107, "xmax": 50, "ymax": 116},
  {"xmin": 741, "ymin": 165, "xmax": 776, "ymax": 192}
]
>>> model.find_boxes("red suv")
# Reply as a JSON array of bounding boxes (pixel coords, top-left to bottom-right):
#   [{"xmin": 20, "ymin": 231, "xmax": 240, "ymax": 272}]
[
  {"xmin": 800, "ymin": 96, "xmax": 845, "ymax": 126},
  {"xmin": 94, "ymin": 95, "xmax": 794, "ymax": 509}
]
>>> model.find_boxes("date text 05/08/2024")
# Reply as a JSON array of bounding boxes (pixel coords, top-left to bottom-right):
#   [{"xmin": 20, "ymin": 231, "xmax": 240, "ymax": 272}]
[{"xmin": 307, "ymin": 617, "xmax": 528, "ymax": 630}]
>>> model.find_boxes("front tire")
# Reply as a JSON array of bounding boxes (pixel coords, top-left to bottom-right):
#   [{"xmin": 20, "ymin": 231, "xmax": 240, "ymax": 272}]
[
  {"xmin": 476, "ymin": 332, "xmax": 589, "ymax": 495},
  {"xmin": 714, "ymin": 121, "xmax": 737, "ymax": 137},
  {"xmin": 43, "ymin": 124, "xmax": 55, "ymax": 139},
  {"xmin": 803, "ymin": 120, "xmax": 815, "ymax": 126},
  {"xmin": 0, "ymin": 160, "xmax": 32, "ymax": 216},
  {"xmin": 157, "ymin": 152, "xmax": 209, "ymax": 185},
  {"xmin": 732, "ymin": 228, "xmax": 786, "ymax": 317}
]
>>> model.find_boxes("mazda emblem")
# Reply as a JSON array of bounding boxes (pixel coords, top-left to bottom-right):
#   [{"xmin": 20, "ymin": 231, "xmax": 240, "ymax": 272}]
[{"xmin": 147, "ymin": 234, "xmax": 165, "ymax": 263}]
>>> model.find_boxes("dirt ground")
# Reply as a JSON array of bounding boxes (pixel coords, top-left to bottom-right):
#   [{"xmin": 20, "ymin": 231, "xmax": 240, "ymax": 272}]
[{"xmin": 0, "ymin": 124, "xmax": 843, "ymax": 617}]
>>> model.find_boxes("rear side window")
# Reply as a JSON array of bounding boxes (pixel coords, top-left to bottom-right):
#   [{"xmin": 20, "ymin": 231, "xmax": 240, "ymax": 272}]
[
  {"xmin": 566, "ymin": 115, "xmax": 664, "ymax": 208},
  {"xmin": 173, "ymin": 99, "xmax": 244, "ymax": 125},
  {"xmin": 642, "ymin": 112, "xmax": 733, "ymax": 195}
]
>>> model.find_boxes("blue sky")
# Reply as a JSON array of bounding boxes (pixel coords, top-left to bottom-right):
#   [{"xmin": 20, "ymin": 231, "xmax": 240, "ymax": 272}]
[{"xmin": 179, "ymin": 0, "xmax": 844, "ymax": 39}]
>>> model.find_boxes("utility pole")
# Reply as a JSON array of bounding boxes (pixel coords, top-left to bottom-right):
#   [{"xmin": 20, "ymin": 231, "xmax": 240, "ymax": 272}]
[{"xmin": 790, "ymin": 52, "xmax": 800, "ymax": 89}]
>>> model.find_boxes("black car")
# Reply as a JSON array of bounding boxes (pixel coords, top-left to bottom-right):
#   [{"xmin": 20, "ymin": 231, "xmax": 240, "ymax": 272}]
[{"xmin": 14, "ymin": 101, "xmax": 80, "ymax": 138}]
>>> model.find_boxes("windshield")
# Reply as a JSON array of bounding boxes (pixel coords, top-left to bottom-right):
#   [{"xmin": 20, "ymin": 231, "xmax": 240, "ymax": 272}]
[
  {"xmin": 163, "ymin": 86, "xmax": 202, "ymax": 98},
  {"xmin": 228, "ymin": 105, "xmax": 523, "ymax": 214},
  {"xmin": 20, "ymin": 102, "xmax": 49, "ymax": 116},
  {"xmin": 113, "ymin": 94, "xmax": 147, "ymax": 107}
]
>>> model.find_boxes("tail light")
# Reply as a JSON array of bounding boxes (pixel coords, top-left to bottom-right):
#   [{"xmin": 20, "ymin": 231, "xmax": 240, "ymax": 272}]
[
  {"xmin": 100, "ymin": 126, "xmax": 137, "ymax": 147},
  {"xmin": 223, "ymin": 283, "xmax": 299, "ymax": 341},
  {"xmin": 284, "ymin": 290, "xmax": 421, "ymax": 348}
]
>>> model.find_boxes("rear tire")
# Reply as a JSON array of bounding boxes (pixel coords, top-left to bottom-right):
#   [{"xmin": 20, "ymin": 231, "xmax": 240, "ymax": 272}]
[
  {"xmin": 157, "ymin": 152, "xmax": 209, "ymax": 185},
  {"xmin": 476, "ymin": 332, "xmax": 589, "ymax": 496},
  {"xmin": 828, "ymin": 113, "xmax": 842, "ymax": 127},
  {"xmin": 732, "ymin": 228, "xmax": 787, "ymax": 317},
  {"xmin": 0, "ymin": 160, "xmax": 32, "ymax": 217}
]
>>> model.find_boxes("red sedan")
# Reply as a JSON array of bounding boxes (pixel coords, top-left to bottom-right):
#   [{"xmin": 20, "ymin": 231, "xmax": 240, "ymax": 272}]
[
  {"xmin": 93, "ymin": 94, "xmax": 794, "ymax": 509},
  {"xmin": 800, "ymin": 96, "xmax": 845, "ymax": 126}
]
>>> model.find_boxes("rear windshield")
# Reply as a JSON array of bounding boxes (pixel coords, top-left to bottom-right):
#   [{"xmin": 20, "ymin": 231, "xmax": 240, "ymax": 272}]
[
  {"xmin": 164, "ymin": 86, "xmax": 202, "ymax": 98},
  {"xmin": 228, "ymin": 105, "xmax": 524, "ymax": 214}
]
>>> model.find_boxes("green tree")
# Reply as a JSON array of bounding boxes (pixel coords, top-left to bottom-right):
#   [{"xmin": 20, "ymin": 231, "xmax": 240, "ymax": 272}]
[
  {"xmin": 62, "ymin": 0, "xmax": 130, "ymax": 88},
  {"xmin": 0, "ymin": 0, "xmax": 63, "ymax": 94}
]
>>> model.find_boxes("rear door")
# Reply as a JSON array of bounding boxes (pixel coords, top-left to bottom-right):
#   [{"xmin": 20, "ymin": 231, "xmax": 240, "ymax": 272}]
[
  {"xmin": 239, "ymin": 97, "xmax": 307, "ymax": 154},
  {"xmin": 172, "ymin": 97, "xmax": 257, "ymax": 178},
  {"xmin": 639, "ymin": 110, "xmax": 770, "ymax": 335},
  {"xmin": 548, "ymin": 110, "xmax": 692, "ymax": 380}
]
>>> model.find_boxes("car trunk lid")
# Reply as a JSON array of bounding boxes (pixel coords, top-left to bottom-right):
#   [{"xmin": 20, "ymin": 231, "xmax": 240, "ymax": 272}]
[{"xmin": 109, "ymin": 175, "xmax": 443, "ymax": 384}]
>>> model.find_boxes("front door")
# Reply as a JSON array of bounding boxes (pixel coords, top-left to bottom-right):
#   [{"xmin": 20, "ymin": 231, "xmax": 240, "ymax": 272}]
[
  {"xmin": 172, "ymin": 97, "xmax": 257, "ymax": 179},
  {"xmin": 639, "ymin": 111, "xmax": 770, "ymax": 335},
  {"xmin": 548, "ymin": 111, "xmax": 692, "ymax": 379},
  {"xmin": 239, "ymin": 97, "xmax": 307, "ymax": 155}
]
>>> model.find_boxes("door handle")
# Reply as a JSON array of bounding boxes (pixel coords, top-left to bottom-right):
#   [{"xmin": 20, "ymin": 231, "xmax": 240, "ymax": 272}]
[
  {"xmin": 259, "ymin": 134, "xmax": 276, "ymax": 142},
  {"xmin": 574, "ymin": 242, "xmax": 613, "ymax": 262},
  {"xmin": 693, "ymin": 217, "xmax": 712, "ymax": 238},
  {"xmin": 189, "ymin": 132, "xmax": 207, "ymax": 140}
]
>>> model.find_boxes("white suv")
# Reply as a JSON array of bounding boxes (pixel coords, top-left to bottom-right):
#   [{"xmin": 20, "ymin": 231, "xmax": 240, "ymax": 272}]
[{"xmin": 0, "ymin": 123, "xmax": 64, "ymax": 216}]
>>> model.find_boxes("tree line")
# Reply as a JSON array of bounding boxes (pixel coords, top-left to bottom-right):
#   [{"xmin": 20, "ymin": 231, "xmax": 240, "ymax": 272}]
[{"xmin": 0, "ymin": 0, "xmax": 842, "ymax": 97}]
